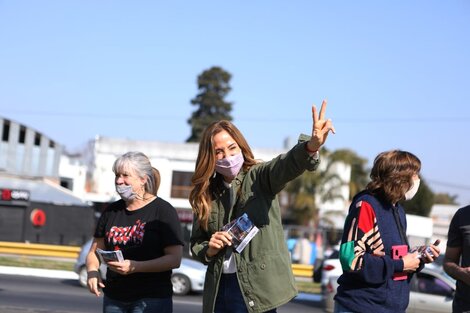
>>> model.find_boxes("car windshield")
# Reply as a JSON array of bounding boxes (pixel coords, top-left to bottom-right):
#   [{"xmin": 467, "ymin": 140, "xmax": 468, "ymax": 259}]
[{"xmin": 412, "ymin": 271, "xmax": 455, "ymax": 297}]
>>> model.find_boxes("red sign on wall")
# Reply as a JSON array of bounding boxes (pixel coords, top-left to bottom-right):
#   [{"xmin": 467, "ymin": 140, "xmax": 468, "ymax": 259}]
[
  {"xmin": 0, "ymin": 189, "xmax": 30, "ymax": 201},
  {"xmin": 1, "ymin": 189, "xmax": 11, "ymax": 200},
  {"xmin": 30, "ymin": 209, "xmax": 46, "ymax": 227}
]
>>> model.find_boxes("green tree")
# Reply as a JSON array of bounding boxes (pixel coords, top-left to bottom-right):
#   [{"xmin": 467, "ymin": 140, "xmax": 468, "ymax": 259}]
[
  {"xmin": 186, "ymin": 66, "xmax": 233, "ymax": 142},
  {"xmin": 434, "ymin": 193, "xmax": 458, "ymax": 205},
  {"xmin": 328, "ymin": 149, "xmax": 369, "ymax": 199},
  {"xmin": 284, "ymin": 154, "xmax": 347, "ymax": 226},
  {"xmin": 401, "ymin": 178, "xmax": 435, "ymax": 217}
]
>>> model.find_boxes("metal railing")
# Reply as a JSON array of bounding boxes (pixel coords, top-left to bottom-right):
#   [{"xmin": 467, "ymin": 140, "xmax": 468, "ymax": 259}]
[
  {"xmin": 291, "ymin": 263, "xmax": 314, "ymax": 277},
  {"xmin": 0, "ymin": 241, "xmax": 314, "ymax": 278},
  {"xmin": 0, "ymin": 241, "xmax": 80, "ymax": 259}
]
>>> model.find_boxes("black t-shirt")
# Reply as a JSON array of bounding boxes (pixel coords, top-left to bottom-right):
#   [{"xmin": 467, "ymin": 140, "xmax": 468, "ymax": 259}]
[
  {"xmin": 447, "ymin": 205, "xmax": 470, "ymax": 312},
  {"xmin": 94, "ymin": 197, "xmax": 184, "ymax": 301}
]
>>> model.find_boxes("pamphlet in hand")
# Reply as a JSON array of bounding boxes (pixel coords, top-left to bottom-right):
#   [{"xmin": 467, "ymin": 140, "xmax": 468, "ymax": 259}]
[
  {"xmin": 222, "ymin": 213, "xmax": 259, "ymax": 253},
  {"xmin": 96, "ymin": 248, "xmax": 124, "ymax": 264}
]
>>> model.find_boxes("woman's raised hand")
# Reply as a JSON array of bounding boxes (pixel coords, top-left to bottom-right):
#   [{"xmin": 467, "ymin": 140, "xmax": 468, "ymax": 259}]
[{"xmin": 307, "ymin": 99, "xmax": 335, "ymax": 152}]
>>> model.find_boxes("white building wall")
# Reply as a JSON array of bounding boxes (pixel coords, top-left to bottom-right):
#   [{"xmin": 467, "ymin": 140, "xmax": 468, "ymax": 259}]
[
  {"xmin": 313, "ymin": 160, "xmax": 351, "ymax": 229},
  {"xmin": 85, "ymin": 137, "xmax": 305, "ymax": 204},
  {"xmin": 7, "ymin": 121, "xmax": 19, "ymax": 172},
  {"xmin": 80, "ymin": 136, "xmax": 352, "ymax": 216},
  {"xmin": 0, "ymin": 141, "xmax": 7, "ymax": 171},
  {"xmin": 0, "ymin": 118, "xmax": 353, "ymax": 225},
  {"xmin": 93, "ymin": 152, "xmax": 118, "ymax": 196},
  {"xmin": 317, "ymin": 162, "xmax": 351, "ymax": 212},
  {"xmin": 406, "ymin": 214, "xmax": 434, "ymax": 247},
  {"xmin": 21, "ymin": 127, "xmax": 34, "ymax": 173},
  {"xmin": 0, "ymin": 117, "xmax": 62, "ymax": 179},
  {"xmin": 430, "ymin": 204, "xmax": 460, "ymax": 252},
  {"xmin": 84, "ymin": 137, "xmax": 202, "ymax": 206},
  {"xmin": 153, "ymin": 157, "xmax": 173, "ymax": 201},
  {"xmin": 59, "ymin": 154, "xmax": 88, "ymax": 199}
]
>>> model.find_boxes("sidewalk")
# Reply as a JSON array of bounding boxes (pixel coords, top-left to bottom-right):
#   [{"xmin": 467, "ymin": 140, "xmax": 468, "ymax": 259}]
[
  {"xmin": 0, "ymin": 265, "xmax": 78, "ymax": 280},
  {"xmin": 295, "ymin": 292, "xmax": 322, "ymax": 302}
]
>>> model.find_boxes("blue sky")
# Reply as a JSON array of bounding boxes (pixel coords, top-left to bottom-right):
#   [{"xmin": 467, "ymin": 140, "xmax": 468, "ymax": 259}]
[{"xmin": 1, "ymin": 1, "xmax": 469, "ymax": 205}]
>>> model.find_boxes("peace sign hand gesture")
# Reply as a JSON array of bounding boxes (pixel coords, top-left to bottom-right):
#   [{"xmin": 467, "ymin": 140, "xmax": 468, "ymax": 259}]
[{"xmin": 306, "ymin": 99, "xmax": 335, "ymax": 152}]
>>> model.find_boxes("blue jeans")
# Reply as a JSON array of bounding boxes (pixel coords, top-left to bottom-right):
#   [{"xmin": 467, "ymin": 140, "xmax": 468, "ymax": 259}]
[
  {"xmin": 103, "ymin": 295, "xmax": 172, "ymax": 313},
  {"xmin": 214, "ymin": 273, "xmax": 277, "ymax": 313},
  {"xmin": 334, "ymin": 301, "xmax": 355, "ymax": 313}
]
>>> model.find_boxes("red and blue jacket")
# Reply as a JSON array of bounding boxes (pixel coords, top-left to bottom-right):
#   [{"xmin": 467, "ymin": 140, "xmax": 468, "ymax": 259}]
[{"xmin": 334, "ymin": 191, "xmax": 423, "ymax": 313}]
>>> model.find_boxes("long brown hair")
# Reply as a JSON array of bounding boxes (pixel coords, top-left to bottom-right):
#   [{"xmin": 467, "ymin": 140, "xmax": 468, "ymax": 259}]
[
  {"xmin": 366, "ymin": 150, "xmax": 421, "ymax": 204},
  {"xmin": 189, "ymin": 120, "xmax": 257, "ymax": 230}
]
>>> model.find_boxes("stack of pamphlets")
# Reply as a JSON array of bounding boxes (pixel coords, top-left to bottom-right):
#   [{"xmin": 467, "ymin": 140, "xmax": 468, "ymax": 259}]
[
  {"xmin": 96, "ymin": 248, "xmax": 124, "ymax": 263},
  {"xmin": 222, "ymin": 213, "xmax": 259, "ymax": 253}
]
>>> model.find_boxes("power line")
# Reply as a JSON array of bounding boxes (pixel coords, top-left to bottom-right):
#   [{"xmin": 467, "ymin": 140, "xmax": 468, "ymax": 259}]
[
  {"xmin": 239, "ymin": 116, "xmax": 470, "ymax": 123},
  {"xmin": 3, "ymin": 110, "xmax": 470, "ymax": 123},
  {"xmin": 2, "ymin": 110, "xmax": 184, "ymax": 120},
  {"xmin": 427, "ymin": 179, "xmax": 470, "ymax": 191}
]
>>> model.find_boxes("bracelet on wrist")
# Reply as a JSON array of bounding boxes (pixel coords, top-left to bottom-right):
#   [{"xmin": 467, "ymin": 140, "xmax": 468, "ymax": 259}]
[{"xmin": 87, "ymin": 270, "xmax": 100, "ymax": 279}]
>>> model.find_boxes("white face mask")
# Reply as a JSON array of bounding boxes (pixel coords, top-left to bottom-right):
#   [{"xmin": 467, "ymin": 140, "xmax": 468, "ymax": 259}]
[
  {"xmin": 116, "ymin": 184, "xmax": 136, "ymax": 201},
  {"xmin": 405, "ymin": 178, "xmax": 420, "ymax": 200}
]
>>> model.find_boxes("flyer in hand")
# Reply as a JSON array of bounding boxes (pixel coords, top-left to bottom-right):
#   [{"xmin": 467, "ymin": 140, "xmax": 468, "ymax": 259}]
[
  {"xmin": 96, "ymin": 248, "xmax": 124, "ymax": 263},
  {"xmin": 222, "ymin": 213, "xmax": 259, "ymax": 253}
]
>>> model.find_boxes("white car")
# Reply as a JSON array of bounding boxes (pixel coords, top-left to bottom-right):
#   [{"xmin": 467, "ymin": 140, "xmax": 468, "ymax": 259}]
[
  {"xmin": 73, "ymin": 239, "xmax": 106, "ymax": 288},
  {"xmin": 171, "ymin": 257, "xmax": 206, "ymax": 296},
  {"xmin": 313, "ymin": 248, "xmax": 342, "ymax": 294},
  {"xmin": 323, "ymin": 266, "xmax": 456, "ymax": 313},
  {"xmin": 74, "ymin": 239, "xmax": 206, "ymax": 296}
]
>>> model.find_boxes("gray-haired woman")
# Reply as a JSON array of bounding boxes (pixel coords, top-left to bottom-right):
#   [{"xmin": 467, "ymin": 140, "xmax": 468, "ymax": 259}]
[{"xmin": 86, "ymin": 151, "xmax": 184, "ymax": 313}]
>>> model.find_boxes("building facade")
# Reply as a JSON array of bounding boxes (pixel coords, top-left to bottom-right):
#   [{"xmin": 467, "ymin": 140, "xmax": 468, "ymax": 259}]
[
  {"xmin": 0, "ymin": 117, "xmax": 94, "ymax": 246},
  {"xmin": 0, "ymin": 117, "xmax": 62, "ymax": 178},
  {"xmin": 0, "ymin": 115, "xmax": 353, "ymax": 247}
]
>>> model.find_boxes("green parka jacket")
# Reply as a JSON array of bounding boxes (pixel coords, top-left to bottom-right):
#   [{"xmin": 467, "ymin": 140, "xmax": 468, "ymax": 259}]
[{"xmin": 190, "ymin": 138, "xmax": 320, "ymax": 313}]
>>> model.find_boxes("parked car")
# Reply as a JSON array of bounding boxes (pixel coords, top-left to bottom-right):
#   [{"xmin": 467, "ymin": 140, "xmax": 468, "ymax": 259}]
[
  {"xmin": 73, "ymin": 239, "xmax": 107, "ymax": 288},
  {"xmin": 313, "ymin": 247, "xmax": 342, "ymax": 294},
  {"xmin": 74, "ymin": 239, "xmax": 206, "ymax": 296},
  {"xmin": 171, "ymin": 257, "xmax": 206, "ymax": 295},
  {"xmin": 323, "ymin": 266, "xmax": 456, "ymax": 313}
]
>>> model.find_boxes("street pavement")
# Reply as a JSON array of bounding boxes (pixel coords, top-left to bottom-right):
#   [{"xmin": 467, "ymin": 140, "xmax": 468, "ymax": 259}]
[
  {"xmin": 0, "ymin": 265, "xmax": 322, "ymax": 303},
  {"xmin": 0, "ymin": 265, "xmax": 78, "ymax": 279}
]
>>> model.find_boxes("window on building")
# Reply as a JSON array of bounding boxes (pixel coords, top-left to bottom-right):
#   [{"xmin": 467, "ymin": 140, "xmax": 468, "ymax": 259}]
[
  {"xmin": 171, "ymin": 171, "xmax": 193, "ymax": 199},
  {"xmin": 34, "ymin": 132, "xmax": 41, "ymax": 146},
  {"xmin": 60, "ymin": 177, "xmax": 74, "ymax": 191},
  {"xmin": 2, "ymin": 120, "xmax": 10, "ymax": 142},
  {"xmin": 49, "ymin": 140, "xmax": 55, "ymax": 148},
  {"xmin": 19, "ymin": 126, "xmax": 26, "ymax": 144}
]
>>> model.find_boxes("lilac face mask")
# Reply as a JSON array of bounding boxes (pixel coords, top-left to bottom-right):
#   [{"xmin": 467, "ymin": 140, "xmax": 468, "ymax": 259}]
[{"xmin": 215, "ymin": 152, "xmax": 244, "ymax": 180}]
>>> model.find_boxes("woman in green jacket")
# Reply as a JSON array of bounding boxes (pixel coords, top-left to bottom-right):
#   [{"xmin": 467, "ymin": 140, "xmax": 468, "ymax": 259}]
[{"xmin": 189, "ymin": 100, "xmax": 335, "ymax": 313}]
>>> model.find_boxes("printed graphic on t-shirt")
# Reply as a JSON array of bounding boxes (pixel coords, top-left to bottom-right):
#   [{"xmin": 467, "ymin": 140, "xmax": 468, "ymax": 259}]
[{"xmin": 107, "ymin": 219, "xmax": 146, "ymax": 245}]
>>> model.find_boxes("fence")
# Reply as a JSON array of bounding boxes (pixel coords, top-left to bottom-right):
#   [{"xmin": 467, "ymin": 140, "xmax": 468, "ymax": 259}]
[
  {"xmin": 0, "ymin": 241, "xmax": 80, "ymax": 259},
  {"xmin": 0, "ymin": 241, "xmax": 315, "ymax": 278}
]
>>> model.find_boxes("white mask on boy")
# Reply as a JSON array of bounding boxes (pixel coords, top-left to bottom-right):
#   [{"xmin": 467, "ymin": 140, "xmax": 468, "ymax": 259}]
[{"xmin": 404, "ymin": 178, "xmax": 420, "ymax": 200}]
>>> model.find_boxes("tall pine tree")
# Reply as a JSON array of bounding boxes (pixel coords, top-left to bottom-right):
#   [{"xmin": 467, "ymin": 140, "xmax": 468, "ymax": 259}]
[{"xmin": 187, "ymin": 66, "xmax": 233, "ymax": 143}]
